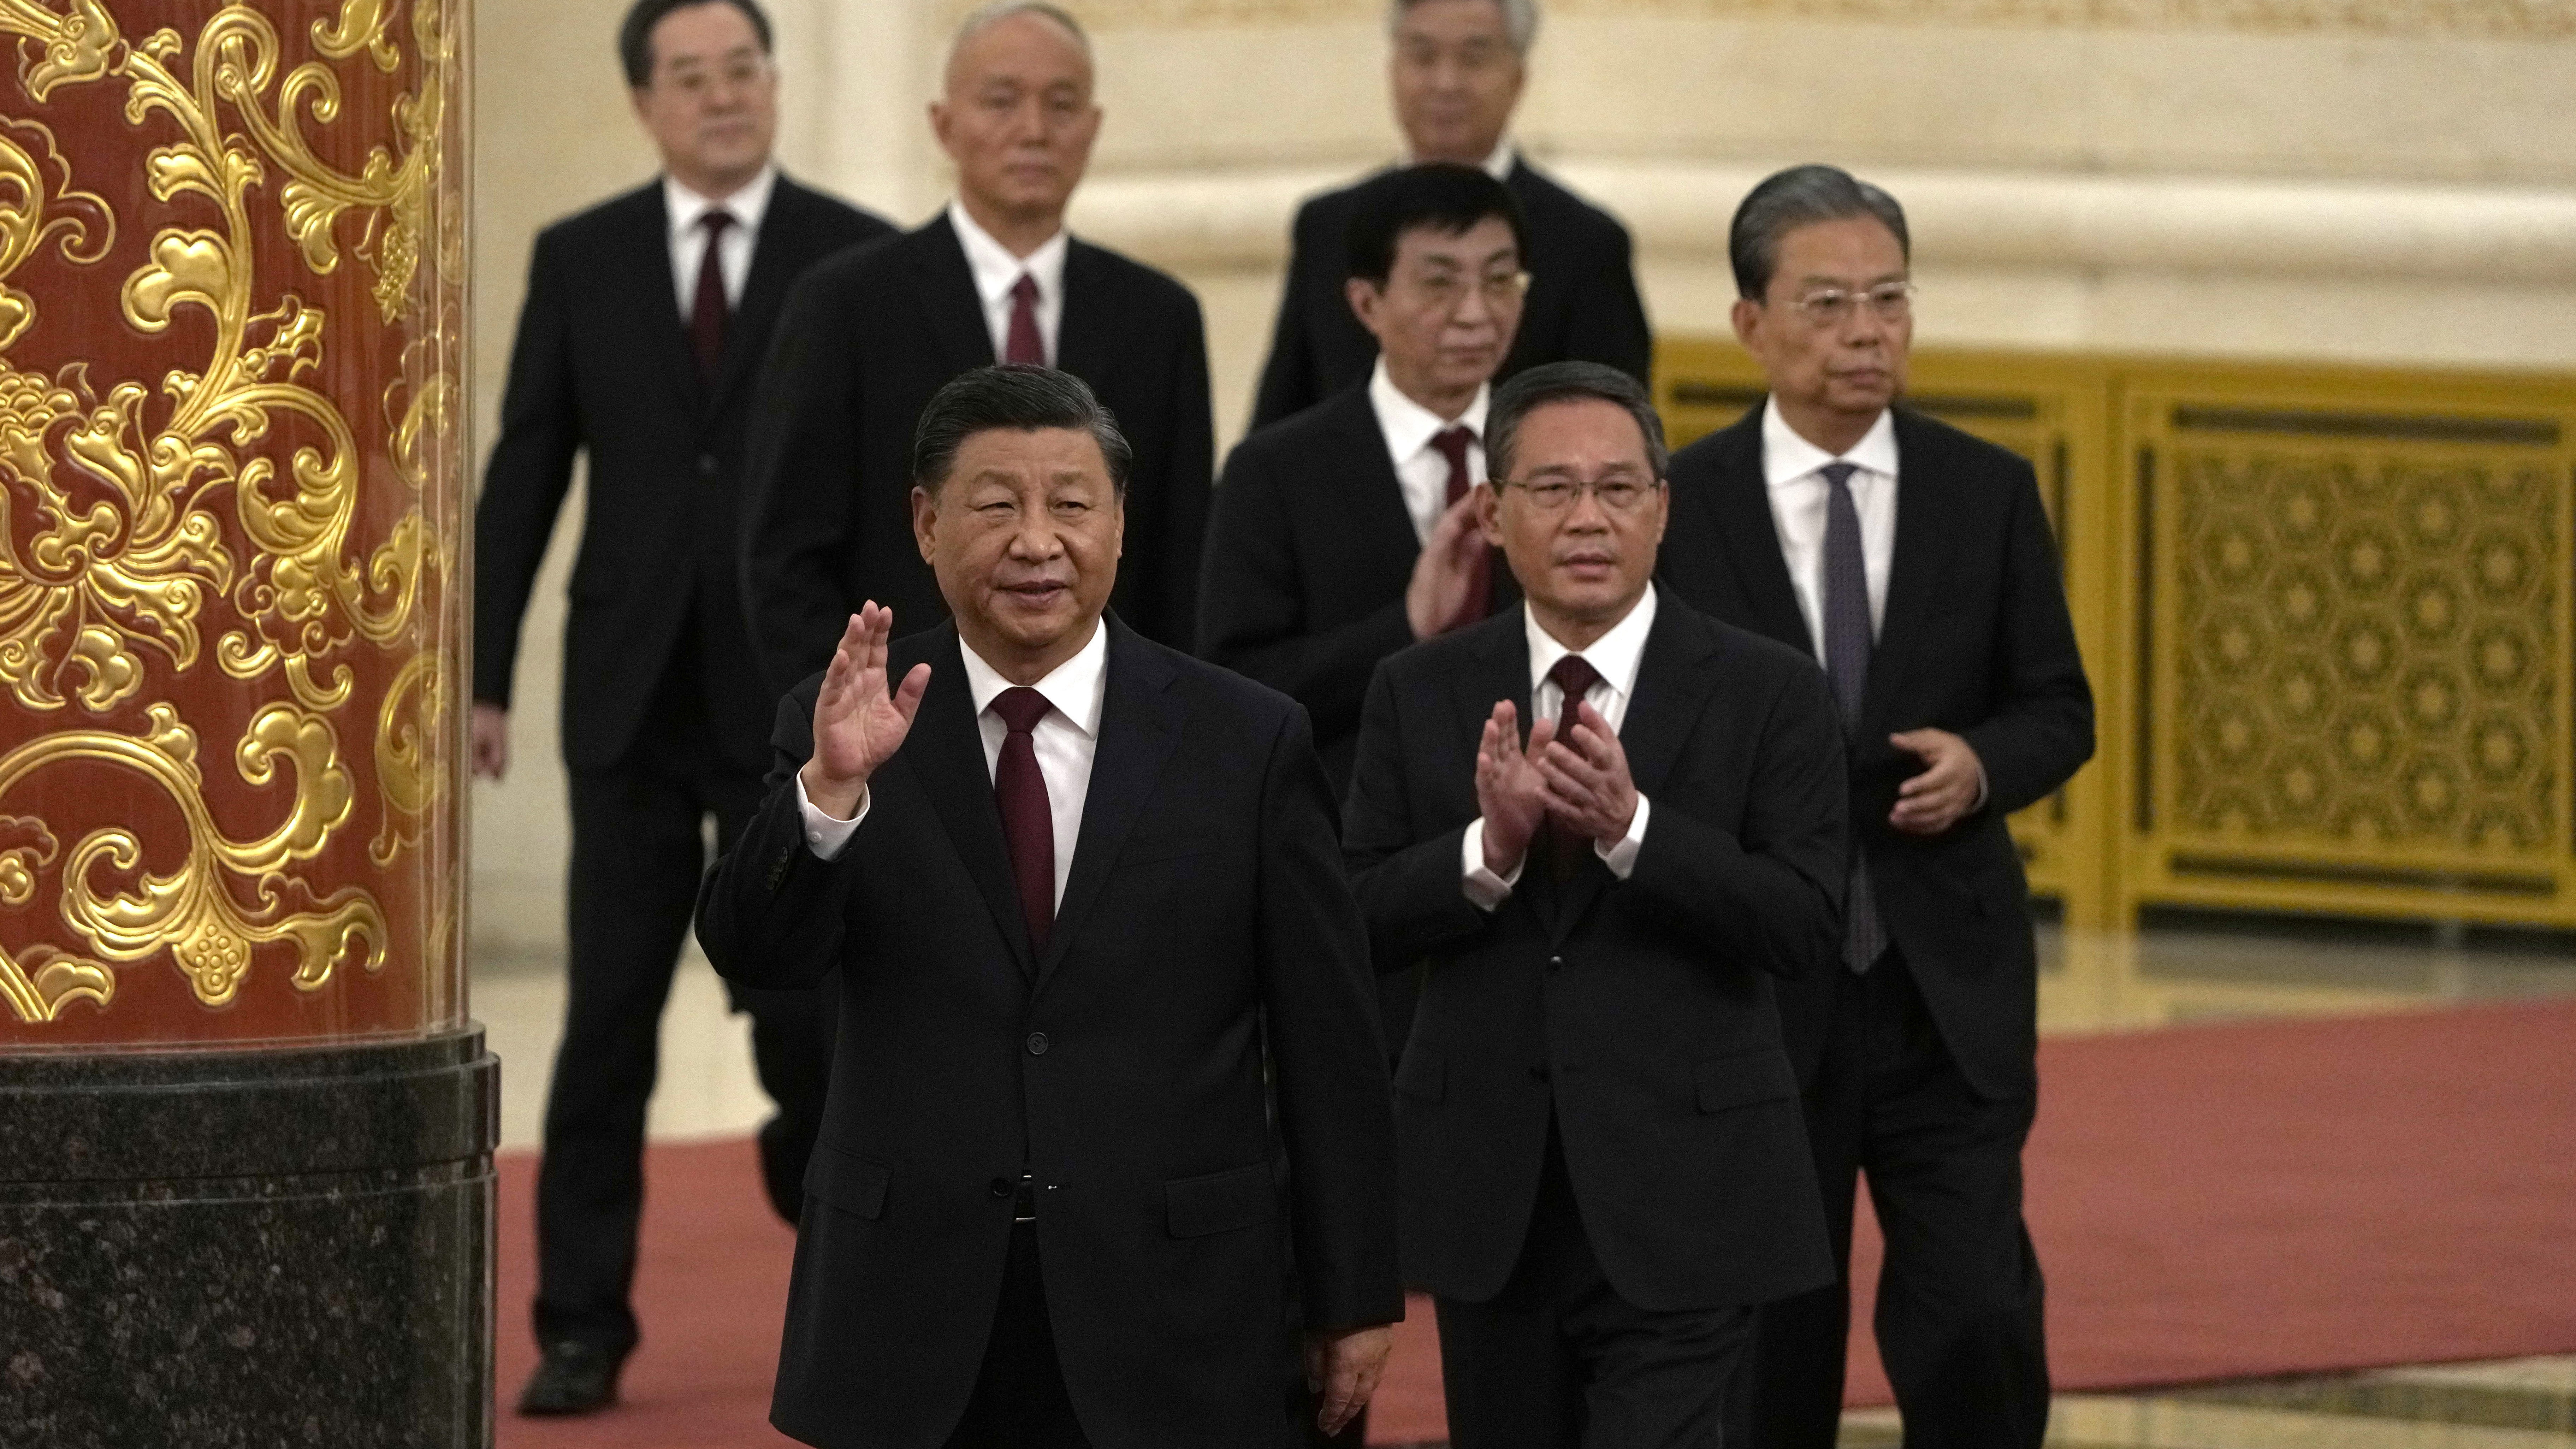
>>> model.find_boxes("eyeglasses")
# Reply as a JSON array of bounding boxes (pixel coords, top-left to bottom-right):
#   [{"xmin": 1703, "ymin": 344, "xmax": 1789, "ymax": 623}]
[
  {"xmin": 1494, "ymin": 474, "xmax": 1663, "ymax": 514},
  {"xmin": 1780, "ymin": 281, "xmax": 1914, "ymax": 328},
  {"xmin": 1405, "ymin": 269, "xmax": 1531, "ymax": 312}
]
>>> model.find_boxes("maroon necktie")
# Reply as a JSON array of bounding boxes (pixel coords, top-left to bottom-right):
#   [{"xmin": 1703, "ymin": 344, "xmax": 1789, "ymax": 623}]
[
  {"xmin": 990, "ymin": 687, "xmax": 1056, "ymax": 950},
  {"xmin": 1429, "ymin": 425, "xmax": 1491, "ymax": 631},
  {"xmin": 689, "ymin": 209, "xmax": 735, "ymax": 380},
  {"xmin": 1541, "ymin": 654, "xmax": 1603, "ymax": 880},
  {"xmin": 1004, "ymin": 273, "xmax": 1046, "ymax": 366}
]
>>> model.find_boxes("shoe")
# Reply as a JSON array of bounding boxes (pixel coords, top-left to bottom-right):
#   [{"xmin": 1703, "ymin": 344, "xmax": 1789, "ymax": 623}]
[{"xmin": 517, "ymin": 1338, "xmax": 627, "ymax": 1416}]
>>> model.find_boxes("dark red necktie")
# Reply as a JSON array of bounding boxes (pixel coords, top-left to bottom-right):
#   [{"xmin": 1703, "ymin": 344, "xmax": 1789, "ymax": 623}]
[
  {"xmin": 689, "ymin": 209, "xmax": 735, "ymax": 379},
  {"xmin": 990, "ymin": 687, "xmax": 1056, "ymax": 950},
  {"xmin": 1429, "ymin": 425, "xmax": 1490, "ymax": 631},
  {"xmin": 1004, "ymin": 272, "xmax": 1046, "ymax": 366},
  {"xmin": 1541, "ymin": 654, "xmax": 1603, "ymax": 880}
]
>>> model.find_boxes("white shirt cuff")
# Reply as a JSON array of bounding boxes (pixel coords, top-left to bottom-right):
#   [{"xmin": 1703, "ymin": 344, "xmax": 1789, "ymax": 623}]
[
  {"xmin": 1595, "ymin": 794, "xmax": 1650, "ymax": 879},
  {"xmin": 794, "ymin": 769, "xmax": 869, "ymax": 861},
  {"xmin": 1461, "ymin": 818, "xmax": 1523, "ymax": 912}
]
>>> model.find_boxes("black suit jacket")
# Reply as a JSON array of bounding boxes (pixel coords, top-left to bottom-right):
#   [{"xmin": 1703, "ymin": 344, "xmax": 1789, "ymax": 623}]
[
  {"xmin": 1659, "ymin": 405, "xmax": 2096, "ymax": 1100},
  {"xmin": 1249, "ymin": 157, "xmax": 1651, "ymax": 431},
  {"xmin": 473, "ymin": 176, "xmax": 894, "ymax": 773},
  {"xmin": 1342, "ymin": 599, "xmax": 1842, "ymax": 1312},
  {"xmin": 1197, "ymin": 383, "xmax": 1518, "ymax": 795},
  {"xmin": 741, "ymin": 216, "xmax": 1215, "ymax": 698},
  {"xmin": 695, "ymin": 616, "xmax": 1400, "ymax": 1449}
]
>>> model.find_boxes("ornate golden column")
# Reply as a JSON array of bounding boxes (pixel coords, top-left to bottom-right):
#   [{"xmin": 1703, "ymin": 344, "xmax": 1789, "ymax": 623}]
[{"xmin": 0, "ymin": 2, "xmax": 489, "ymax": 1440}]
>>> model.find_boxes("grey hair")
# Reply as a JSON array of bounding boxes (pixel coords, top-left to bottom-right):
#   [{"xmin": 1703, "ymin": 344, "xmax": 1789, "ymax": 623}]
[
  {"xmin": 1486, "ymin": 361, "xmax": 1668, "ymax": 484},
  {"xmin": 950, "ymin": 0, "xmax": 1091, "ymax": 65},
  {"xmin": 1729, "ymin": 163, "xmax": 1910, "ymax": 300},
  {"xmin": 1389, "ymin": 0, "xmax": 1539, "ymax": 53}
]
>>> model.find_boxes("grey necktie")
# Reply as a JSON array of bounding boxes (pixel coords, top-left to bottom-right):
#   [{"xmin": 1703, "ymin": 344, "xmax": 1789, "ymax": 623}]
[{"xmin": 1821, "ymin": 461, "xmax": 1887, "ymax": 974}]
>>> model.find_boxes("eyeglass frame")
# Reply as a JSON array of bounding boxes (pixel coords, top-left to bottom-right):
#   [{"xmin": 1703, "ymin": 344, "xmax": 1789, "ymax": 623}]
[
  {"xmin": 1384, "ymin": 266, "xmax": 1533, "ymax": 314},
  {"xmin": 1490, "ymin": 471, "xmax": 1667, "ymax": 515},
  {"xmin": 1765, "ymin": 279, "xmax": 1916, "ymax": 329}
]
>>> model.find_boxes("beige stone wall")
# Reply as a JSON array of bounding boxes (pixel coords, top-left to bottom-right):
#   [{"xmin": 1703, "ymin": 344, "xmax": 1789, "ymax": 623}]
[{"xmin": 468, "ymin": 0, "xmax": 2576, "ymax": 962}]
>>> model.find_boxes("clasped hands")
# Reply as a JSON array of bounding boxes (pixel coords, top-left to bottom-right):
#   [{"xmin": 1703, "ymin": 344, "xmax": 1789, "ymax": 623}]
[
  {"xmin": 1474, "ymin": 699, "xmax": 1637, "ymax": 877},
  {"xmin": 799, "ymin": 604, "xmax": 932, "ymax": 819}
]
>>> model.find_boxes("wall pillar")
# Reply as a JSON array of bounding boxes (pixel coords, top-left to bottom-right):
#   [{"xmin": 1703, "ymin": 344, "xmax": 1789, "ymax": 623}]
[{"xmin": 0, "ymin": 1, "xmax": 490, "ymax": 1442}]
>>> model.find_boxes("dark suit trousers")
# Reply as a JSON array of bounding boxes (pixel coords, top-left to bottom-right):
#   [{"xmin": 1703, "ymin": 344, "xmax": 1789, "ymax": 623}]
[
  {"xmin": 944, "ymin": 1222, "xmax": 1091, "ymax": 1449},
  {"xmin": 532, "ymin": 651, "xmax": 840, "ymax": 1352},
  {"xmin": 1741, "ymin": 948, "xmax": 2049, "ymax": 1449},
  {"xmin": 1435, "ymin": 1116, "xmax": 1753, "ymax": 1449}
]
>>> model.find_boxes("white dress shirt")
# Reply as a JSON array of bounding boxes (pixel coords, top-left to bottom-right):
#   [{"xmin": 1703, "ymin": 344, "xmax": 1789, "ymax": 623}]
[
  {"xmin": 1760, "ymin": 397, "xmax": 1899, "ymax": 653},
  {"xmin": 1368, "ymin": 358, "xmax": 1491, "ymax": 545},
  {"xmin": 949, "ymin": 200, "xmax": 1069, "ymax": 367},
  {"xmin": 1461, "ymin": 586, "xmax": 1659, "ymax": 910},
  {"xmin": 794, "ymin": 623, "xmax": 1109, "ymax": 911},
  {"xmin": 664, "ymin": 166, "xmax": 775, "ymax": 317}
]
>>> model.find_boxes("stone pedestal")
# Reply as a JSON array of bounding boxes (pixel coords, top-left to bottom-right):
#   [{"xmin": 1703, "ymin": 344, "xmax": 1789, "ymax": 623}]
[{"xmin": 0, "ymin": 1031, "xmax": 498, "ymax": 1446}]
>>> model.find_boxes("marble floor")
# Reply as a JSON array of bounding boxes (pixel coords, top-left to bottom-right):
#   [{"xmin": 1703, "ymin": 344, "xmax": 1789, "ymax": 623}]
[{"xmin": 468, "ymin": 914, "xmax": 2576, "ymax": 1448}]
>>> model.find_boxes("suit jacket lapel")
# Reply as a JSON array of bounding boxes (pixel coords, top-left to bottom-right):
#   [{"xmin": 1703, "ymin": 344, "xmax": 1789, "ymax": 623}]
[
  {"xmin": 627, "ymin": 184, "xmax": 707, "ymax": 415},
  {"xmin": 1706, "ymin": 410, "xmax": 1812, "ymax": 655},
  {"xmin": 706, "ymin": 176, "xmax": 811, "ymax": 413},
  {"xmin": 1545, "ymin": 602, "xmax": 1722, "ymax": 936},
  {"xmin": 911, "ymin": 214, "xmax": 998, "ymax": 374},
  {"xmin": 1036, "ymin": 617, "xmax": 1184, "ymax": 990},
  {"xmin": 1329, "ymin": 388, "xmax": 1432, "ymax": 592},
  {"xmin": 1864, "ymin": 410, "xmax": 1956, "ymax": 731},
  {"xmin": 899, "ymin": 627, "xmax": 1038, "ymax": 977},
  {"xmin": 1051, "ymin": 241, "xmax": 1113, "ymax": 382}
]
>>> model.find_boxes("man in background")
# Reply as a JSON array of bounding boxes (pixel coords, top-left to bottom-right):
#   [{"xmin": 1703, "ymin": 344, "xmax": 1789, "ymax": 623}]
[
  {"xmin": 1660, "ymin": 165, "xmax": 2095, "ymax": 1449},
  {"xmin": 469, "ymin": 0, "xmax": 892, "ymax": 1415},
  {"xmin": 742, "ymin": 0, "xmax": 1214, "ymax": 700},
  {"xmin": 1249, "ymin": 0, "xmax": 1649, "ymax": 431}
]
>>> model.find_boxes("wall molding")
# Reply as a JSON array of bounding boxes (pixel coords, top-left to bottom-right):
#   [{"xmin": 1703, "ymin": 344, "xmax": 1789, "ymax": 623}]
[{"xmin": 1071, "ymin": 161, "xmax": 2576, "ymax": 284}]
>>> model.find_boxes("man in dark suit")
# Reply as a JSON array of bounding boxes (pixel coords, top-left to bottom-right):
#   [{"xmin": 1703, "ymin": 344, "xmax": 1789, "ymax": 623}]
[
  {"xmin": 470, "ymin": 0, "xmax": 894, "ymax": 1416},
  {"xmin": 1343, "ymin": 362, "xmax": 1844, "ymax": 1447},
  {"xmin": 1660, "ymin": 166, "xmax": 2095, "ymax": 1449},
  {"xmin": 742, "ymin": 1, "xmax": 1213, "ymax": 699},
  {"xmin": 697, "ymin": 366, "xmax": 1400, "ymax": 1448},
  {"xmin": 1248, "ymin": 0, "xmax": 1649, "ymax": 432}
]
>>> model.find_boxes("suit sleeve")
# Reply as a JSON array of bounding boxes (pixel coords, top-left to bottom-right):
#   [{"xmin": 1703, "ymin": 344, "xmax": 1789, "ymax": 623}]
[
  {"xmin": 1622, "ymin": 660, "xmax": 1847, "ymax": 980},
  {"xmin": 1343, "ymin": 662, "xmax": 1496, "ymax": 971},
  {"xmin": 1249, "ymin": 206, "xmax": 1324, "ymax": 432},
  {"xmin": 1560, "ymin": 214, "xmax": 1653, "ymax": 390},
  {"xmin": 1197, "ymin": 438, "xmax": 1416, "ymax": 740},
  {"xmin": 694, "ymin": 685, "xmax": 853, "ymax": 990},
  {"xmin": 1958, "ymin": 466, "xmax": 2097, "ymax": 817},
  {"xmin": 1253, "ymin": 703, "xmax": 1403, "ymax": 1332},
  {"xmin": 741, "ymin": 266, "xmax": 865, "ymax": 701},
  {"xmin": 1132, "ymin": 293, "xmax": 1214, "ymax": 650},
  {"xmin": 471, "ymin": 230, "xmax": 582, "ymax": 709}
]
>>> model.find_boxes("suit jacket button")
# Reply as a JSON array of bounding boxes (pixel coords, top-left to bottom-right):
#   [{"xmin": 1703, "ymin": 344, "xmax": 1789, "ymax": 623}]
[
  {"xmin": 1529, "ymin": 1065, "xmax": 1551, "ymax": 1082},
  {"xmin": 1025, "ymin": 1031, "xmax": 1049, "ymax": 1056},
  {"xmin": 698, "ymin": 453, "xmax": 718, "ymax": 478},
  {"xmin": 1548, "ymin": 955, "xmax": 1565, "ymax": 971},
  {"xmin": 988, "ymin": 1177, "xmax": 1013, "ymax": 1199}
]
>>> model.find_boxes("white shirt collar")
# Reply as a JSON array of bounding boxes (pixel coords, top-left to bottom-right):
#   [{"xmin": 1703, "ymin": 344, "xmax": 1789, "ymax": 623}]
[
  {"xmin": 1368, "ymin": 356, "xmax": 1490, "ymax": 466},
  {"xmin": 947, "ymin": 199, "xmax": 1071, "ymax": 312},
  {"xmin": 1760, "ymin": 397, "xmax": 1899, "ymax": 489},
  {"xmin": 1524, "ymin": 583, "xmax": 1658, "ymax": 704},
  {"xmin": 1403, "ymin": 137, "xmax": 1517, "ymax": 182},
  {"xmin": 957, "ymin": 620, "xmax": 1109, "ymax": 739},
  {"xmin": 665, "ymin": 165, "xmax": 777, "ymax": 241}
]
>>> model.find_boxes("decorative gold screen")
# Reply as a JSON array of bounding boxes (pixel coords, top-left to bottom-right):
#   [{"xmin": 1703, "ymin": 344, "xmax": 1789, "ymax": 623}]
[{"xmin": 1658, "ymin": 341, "xmax": 2576, "ymax": 930}]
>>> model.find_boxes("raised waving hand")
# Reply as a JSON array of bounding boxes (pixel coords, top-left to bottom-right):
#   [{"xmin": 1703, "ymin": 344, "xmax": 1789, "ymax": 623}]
[{"xmin": 799, "ymin": 604, "xmax": 931, "ymax": 819}]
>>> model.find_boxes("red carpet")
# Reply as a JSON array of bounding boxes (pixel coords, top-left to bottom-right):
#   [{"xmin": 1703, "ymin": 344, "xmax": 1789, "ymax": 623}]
[{"xmin": 494, "ymin": 999, "xmax": 2576, "ymax": 1446}]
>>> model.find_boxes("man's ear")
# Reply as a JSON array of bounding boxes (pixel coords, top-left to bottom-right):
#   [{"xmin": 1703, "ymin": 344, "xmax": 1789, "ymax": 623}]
[
  {"xmin": 1345, "ymin": 277, "xmax": 1387, "ymax": 343},
  {"xmin": 1475, "ymin": 481, "xmax": 1504, "ymax": 546},
  {"xmin": 1730, "ymin": 296, "xmax": 1764, "ymax": 352},
  {"xmin": 911, "ymin": 485, "xmax": 940, "ymax": 563}
]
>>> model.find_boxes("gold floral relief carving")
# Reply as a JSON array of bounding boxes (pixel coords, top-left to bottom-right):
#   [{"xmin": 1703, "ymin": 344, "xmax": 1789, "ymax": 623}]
[
  {"xmin": 1044, "ymin": 0, "xmax": 2576, "ymax": 37},
  {"xmin": 0, "ymin": 0, "xmax": 460, "ymax": 1026}
]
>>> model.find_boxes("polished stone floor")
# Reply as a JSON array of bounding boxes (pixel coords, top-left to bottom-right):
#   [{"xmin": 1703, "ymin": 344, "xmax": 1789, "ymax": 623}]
[{"xmin": 469, "ymin": 913, "xmax": 2576, "ymax": 1448}]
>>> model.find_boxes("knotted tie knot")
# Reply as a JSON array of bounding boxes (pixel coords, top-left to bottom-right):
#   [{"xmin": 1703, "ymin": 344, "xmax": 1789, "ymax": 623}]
[{"xmin": 991, "ymin": 685, "xmax": 1050, "ymax": 737}]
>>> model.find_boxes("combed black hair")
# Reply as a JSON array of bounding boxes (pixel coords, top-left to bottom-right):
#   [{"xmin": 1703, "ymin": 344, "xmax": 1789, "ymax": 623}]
[
  {"xmin": 1343, "ymin": 163, "xmax": 1530, "ymax": 287},
  {"xmin": 912, "ymin": 365, "xmax": 1133, "ymax": 496},
  {"xmin": 1485, "ymin": 360, "xmax": 1668, "ymax": 484},
  {"xmin": 1728, "ymin": 163, "xmax": 1909, "ymax": 300},
  {"xmin": 618, "ymin": 0, "xmax": 772, "ymax": 88}
]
